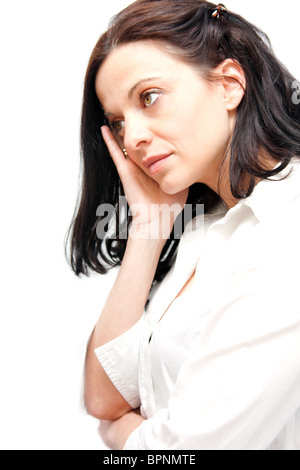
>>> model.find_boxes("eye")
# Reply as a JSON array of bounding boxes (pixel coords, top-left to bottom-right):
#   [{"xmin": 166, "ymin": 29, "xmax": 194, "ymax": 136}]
[
  {"xmin": 110, "ymin": 119, "xmax": 125, "ymax": 135},
  {"xmin": 141, "ymin": 90, "xmax": 160, "ymax": 108}
]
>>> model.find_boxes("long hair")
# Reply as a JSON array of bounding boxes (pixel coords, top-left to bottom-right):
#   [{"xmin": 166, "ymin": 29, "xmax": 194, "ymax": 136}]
[{"xmin": 66, "ymin": 0, "xmax": 300, "ymax": 279}]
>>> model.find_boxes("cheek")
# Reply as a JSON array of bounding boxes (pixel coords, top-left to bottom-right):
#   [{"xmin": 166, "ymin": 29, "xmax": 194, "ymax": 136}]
[
  {"xmin": 189, "ymin": 101, "xmax": 230, "ymax": 154},
  {"xmin": 169, "ymin": 93, "xmax": 220, "ymax": 147}
]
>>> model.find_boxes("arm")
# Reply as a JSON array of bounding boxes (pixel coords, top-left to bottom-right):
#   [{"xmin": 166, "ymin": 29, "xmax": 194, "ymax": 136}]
[
  {"xmin": 84, "ymin": 127, "xmax": 188, "ymax": 421},
  {"xmin": 99, "ymin": 410, "xmax": 146, "ymax": 450},
  {"xmin": 84, "ymin": 235, "xmax": 164, "ymax": 420}
]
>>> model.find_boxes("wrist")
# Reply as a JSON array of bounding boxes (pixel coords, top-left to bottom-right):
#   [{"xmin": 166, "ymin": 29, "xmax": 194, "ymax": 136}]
[
  {"xmin": 128, "ymin": 202, "xmax": 180, "ymax": 242},
  {"xmin": 128, "ymin": 219, "xmax": 172, "ymax": 243},
  {"xmin": 126, "ymin": 227, "xmax": 166, "ymax": 261}
]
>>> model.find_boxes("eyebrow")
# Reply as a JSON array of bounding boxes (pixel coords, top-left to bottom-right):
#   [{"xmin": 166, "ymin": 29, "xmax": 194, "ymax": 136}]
[
  {"xmin": 103, "ymin": 77, "xmax": 161, "ymax": 118},
  {"xmin": 128, "ymin": 77, "xmax": 161, "ymax": 98}
]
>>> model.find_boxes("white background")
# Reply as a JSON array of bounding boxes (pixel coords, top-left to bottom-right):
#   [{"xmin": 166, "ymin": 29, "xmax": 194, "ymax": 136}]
[{"xmin": 0, "ymin": 0, "xmax": 299, "ymax": 450}]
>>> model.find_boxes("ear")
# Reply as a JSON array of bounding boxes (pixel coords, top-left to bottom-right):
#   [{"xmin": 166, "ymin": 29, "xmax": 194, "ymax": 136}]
[{"xmin": 213, "ymin": 59, "xmax": 246, "ymax": 111}]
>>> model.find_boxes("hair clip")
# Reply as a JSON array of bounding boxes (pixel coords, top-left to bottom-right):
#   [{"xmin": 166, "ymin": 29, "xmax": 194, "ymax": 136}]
[{"xmin": 211, "ymin": 4, "xmax": 228, "ymax": 21}]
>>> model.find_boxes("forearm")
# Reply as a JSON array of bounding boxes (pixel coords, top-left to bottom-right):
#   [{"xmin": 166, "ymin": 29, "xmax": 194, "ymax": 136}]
[
  {"xmin": 84, "ymin": 234, "xmax": 165, "ymax": 419},
  {"xmin": 93, "ymin": 236, "xmax": 164, "ymax": 344},
  {"xmin": 99, "ymin": 410, "xmax": 146, "ymax": 450}
]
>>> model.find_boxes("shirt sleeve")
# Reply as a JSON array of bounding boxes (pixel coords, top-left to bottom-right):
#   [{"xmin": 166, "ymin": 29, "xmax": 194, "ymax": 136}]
[
  {"xmin": 124, "ymin": 198, "xmax": 300, "ymax": 450},
  {"xmin": 94, "ymin": 315, "xmax": 146, "ymax": 409}
]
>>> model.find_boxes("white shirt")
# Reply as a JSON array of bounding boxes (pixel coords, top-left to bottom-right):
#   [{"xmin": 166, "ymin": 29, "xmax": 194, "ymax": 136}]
[{"xmin": 95, "ymin": 161, "xmax": 300, "ymax": 450}]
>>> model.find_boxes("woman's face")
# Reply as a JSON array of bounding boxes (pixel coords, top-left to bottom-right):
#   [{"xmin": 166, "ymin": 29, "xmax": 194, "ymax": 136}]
[{"xmin": 96, "ymin": 41, "xmax": 237, "ymax": 196}]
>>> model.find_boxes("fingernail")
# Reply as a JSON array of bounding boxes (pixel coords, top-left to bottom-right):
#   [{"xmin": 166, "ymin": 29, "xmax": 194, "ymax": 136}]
[{"xmin": 100, "ymin": 125, "xmax": 108, "ymax": 136}]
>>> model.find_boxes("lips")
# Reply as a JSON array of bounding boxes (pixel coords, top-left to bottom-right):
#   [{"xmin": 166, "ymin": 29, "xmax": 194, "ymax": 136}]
[{"xmin": 142, "ymin": 154, "xmax": 172, "ymax": 174}]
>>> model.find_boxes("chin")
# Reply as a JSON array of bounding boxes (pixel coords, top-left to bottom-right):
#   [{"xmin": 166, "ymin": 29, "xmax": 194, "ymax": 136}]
[{"xmin": 159, "ymin": 178, "xmax": 187, "ymax": 195}]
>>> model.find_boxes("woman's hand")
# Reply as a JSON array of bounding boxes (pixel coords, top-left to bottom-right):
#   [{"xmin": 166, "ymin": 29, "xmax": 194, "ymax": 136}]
[
  {"xmin": 101, "ymin": 126, "xmax": 188, "ymax": 239},
  {"xmin": 99, "ymin": 409, "xmax": 146, "ymax": 450}
]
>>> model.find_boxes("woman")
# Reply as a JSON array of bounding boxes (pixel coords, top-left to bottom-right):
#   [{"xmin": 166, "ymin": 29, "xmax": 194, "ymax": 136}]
[{"xmin": 67, "ymin": 0, "xmax": 300, "ymax": 450}]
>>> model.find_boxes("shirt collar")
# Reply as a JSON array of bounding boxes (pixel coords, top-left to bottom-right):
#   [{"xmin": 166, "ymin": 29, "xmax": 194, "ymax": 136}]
[
  {"xmin": 173, "ymin": 159, "xmax": 300, "ymax": 277},
  {"xmin": 234, "ymin": 160, "xmax": 300, "ymax": 223}
]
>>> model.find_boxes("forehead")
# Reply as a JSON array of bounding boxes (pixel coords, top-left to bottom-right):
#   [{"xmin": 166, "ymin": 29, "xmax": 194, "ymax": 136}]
[{"xmin": 95, "ymin": 41, "xmax": 188, "ymax": 104}]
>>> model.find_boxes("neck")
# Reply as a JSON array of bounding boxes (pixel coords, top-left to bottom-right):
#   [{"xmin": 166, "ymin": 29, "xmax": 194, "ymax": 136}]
[
  {"xmin": 211, "ymin": 151, "xmax": 279, "ymax": 210},
  {"xmin": 206, "ymin": 156, "xmax": 238, "ymax": 209}
]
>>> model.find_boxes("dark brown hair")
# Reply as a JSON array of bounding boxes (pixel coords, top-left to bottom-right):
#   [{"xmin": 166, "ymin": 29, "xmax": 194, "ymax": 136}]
[{"xmin": 66, "ymin": 0, "xmax": 300, "ymax": 279}]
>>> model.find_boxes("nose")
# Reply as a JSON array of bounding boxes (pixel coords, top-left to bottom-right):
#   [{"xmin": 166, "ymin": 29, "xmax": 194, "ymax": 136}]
[{"xmin": 123, "ymin": 114, "xmax": 153, "ymax": 153}]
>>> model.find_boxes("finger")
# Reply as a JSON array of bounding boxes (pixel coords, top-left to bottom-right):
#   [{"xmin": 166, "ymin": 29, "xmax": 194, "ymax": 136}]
[{"xmin": 101, "ymin": 126, "xmax": 128, "ymax": 171}]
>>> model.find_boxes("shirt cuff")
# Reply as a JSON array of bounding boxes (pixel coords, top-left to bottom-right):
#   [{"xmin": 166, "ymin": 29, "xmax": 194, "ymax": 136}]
[{"xmin": 94, "ymin": 317, "xmax": 145, "ymax": 409}]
